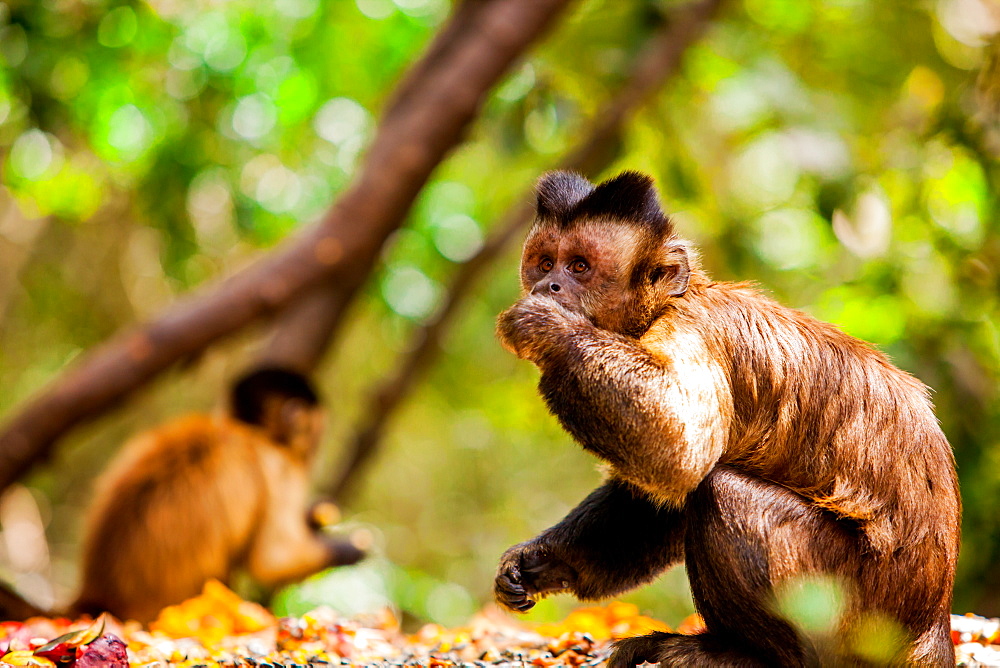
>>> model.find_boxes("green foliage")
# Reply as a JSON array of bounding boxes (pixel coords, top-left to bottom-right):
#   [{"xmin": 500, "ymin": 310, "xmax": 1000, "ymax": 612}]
[
  {"xmin": 0, "ymin": 0, "xmax": 998, "ymax": 624},
  {"xmin": 775, "ymin": 574, "xmax": 846, "ymax": 637}
]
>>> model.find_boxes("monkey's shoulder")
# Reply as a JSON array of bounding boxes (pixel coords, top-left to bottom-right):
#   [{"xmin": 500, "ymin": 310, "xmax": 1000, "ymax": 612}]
[{"xmin": 690, "ymin": 282, "xmax": 911, "ymax": 366}]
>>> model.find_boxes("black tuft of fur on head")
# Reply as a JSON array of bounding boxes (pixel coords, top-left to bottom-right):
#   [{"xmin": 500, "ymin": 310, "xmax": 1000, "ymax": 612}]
[
  {"xmin": 534, "ymin": 170, "xmax": 671, "ymax": 234},
  {"xmin": 536, "ymin": 171, "xmax": 594, "ymax": 221},
  {"xmin": 574, "ymin": 171, "xmax": 669, "ymax": 233},
  {"xmin": 230, "ymin": 367, "xmax": 319, "ymax": 426}
]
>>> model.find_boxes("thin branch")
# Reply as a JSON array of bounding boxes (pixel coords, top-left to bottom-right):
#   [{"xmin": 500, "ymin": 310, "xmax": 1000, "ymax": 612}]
[
  {"xmin": 259, "ymin": 0, "xmax": 496, "ymax": 372},
  {"xmin": 0, "ymin": 0, "xmax": 575, "ymax": 495},
  {"xmin": 327, "ymin": 0, "xmax": 729, "ymax": 501}
]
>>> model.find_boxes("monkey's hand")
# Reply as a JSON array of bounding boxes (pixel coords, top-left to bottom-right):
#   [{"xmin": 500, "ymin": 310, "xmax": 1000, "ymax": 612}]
[
  {"xmin": 497, "ymin": 294, "xmax": 591, "ymax": 362},
  {"xmin": 323, "ymin": 529, "xmax": 372, "ymax": 567},
  {"xmin": 494, "ymin": 541, "xmax": 578, "ymax": 613}
]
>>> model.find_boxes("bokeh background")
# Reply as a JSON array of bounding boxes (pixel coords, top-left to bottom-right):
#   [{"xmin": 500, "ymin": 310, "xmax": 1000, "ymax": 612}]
[{"xmin": 0, "ymin": 0, "xmax": 998, "ymax": 629}]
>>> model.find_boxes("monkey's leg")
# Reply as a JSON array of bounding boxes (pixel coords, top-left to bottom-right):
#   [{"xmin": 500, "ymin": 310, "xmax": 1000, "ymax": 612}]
[
  {"xmin": 495, "ymin": 478, "xmax": 684, "ymax": 612},
  {"xmin": 612, "ymin": 466, "xmax": 858, "ymax": 668}
]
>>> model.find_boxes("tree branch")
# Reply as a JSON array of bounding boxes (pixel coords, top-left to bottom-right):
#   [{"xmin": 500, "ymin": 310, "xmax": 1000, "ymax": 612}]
[
  {"xmin": 0, "ymin": 0, "xmax": 575, "ymax": 495},
  {"xmin": 327, "ymin": 0, "xmax": 728, "ymax": 501},
  {"xmin": 259, "ymin": 0, "xmax": 497, "ymax": 372}
]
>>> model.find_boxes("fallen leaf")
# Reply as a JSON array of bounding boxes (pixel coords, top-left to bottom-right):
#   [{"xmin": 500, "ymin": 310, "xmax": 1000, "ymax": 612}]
[{"xmin": 0, "ymin": 650, "xmax": 55, "ymax": 666}]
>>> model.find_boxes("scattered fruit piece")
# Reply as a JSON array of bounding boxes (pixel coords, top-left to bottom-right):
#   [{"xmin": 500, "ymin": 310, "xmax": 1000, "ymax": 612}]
[
  {"xmin": 535, "ymin": 601, "xmax": 669, "ymax": 641},
  {"xmin": 676, "ymin": 612, "xmax": 707, "ymax": 635},
  {"xmin": 149, "ymin": 579, "xmax": 274, "ymax": 645},
  {"xmin": 72, "ymin": 634, "xmax": 127, "ymax": 668},
  {"xmin": 0, "ymin": 593, "xmax": 989, "ymax": 666}
]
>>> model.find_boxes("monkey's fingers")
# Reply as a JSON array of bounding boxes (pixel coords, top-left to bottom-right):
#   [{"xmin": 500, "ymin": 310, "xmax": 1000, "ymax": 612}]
[
  {"xmin": 325, "ymin": 535, "xmax": 367, "ymax": 566},
  {"xmin": 511, "ymin": 599, "xmax": 535, "ymax": 612},
  {"xmin": 494, "ymin": 573, "xmax": 535, "ymax": 613},
  {"xmin": 496, "ymin": 307, "xmax": 527, "ymax": 357},
  {"xmin": 493, "ymin": 571, "xmax": 523, "ymax": 597}
]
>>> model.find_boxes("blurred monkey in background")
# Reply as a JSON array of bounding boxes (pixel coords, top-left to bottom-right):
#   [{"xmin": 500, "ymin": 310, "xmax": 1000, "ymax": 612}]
[{"xmin": 73, "ymin": 367, "xmax": 365, "ymax": 624}]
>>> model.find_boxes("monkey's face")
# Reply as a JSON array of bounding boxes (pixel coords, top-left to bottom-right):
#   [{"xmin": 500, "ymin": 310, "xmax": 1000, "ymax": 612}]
[
  {"xmin": 261, "ymin": 397, "xmax": 326, "ymax": 459},
  {"xmin": 519, "ymin": 220, "xmax": 657, "ymax": 336},
  {"xmin": 515, "ymin": 170, "xmax": 693, "ymax": 338},
  {"xmin": 284, "ymin": 404, "xmax": 326, "ymax": 460}
]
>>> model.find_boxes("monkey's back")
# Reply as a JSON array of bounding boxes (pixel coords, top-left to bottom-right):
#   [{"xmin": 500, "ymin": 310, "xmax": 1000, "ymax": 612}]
[
  {"xmin": 696, "ymin": 285, "xmax": 960, "ymax": 638},
  {"xmin": 646, "ymin": 283, "xmax": 959, "ymax": 662},
  {"xmin": 696, "ymin": 286, "xmax": 957, "ymax": 504},
  {"xmin": 75, "ymin": 415, "xmax": 267, "ymax": 623}
]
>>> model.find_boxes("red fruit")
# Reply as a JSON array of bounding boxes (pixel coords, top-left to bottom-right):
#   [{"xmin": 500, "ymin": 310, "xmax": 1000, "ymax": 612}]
[{"xmin": 72, "ymin": 635, "xmax": 127, "ymax": 668}]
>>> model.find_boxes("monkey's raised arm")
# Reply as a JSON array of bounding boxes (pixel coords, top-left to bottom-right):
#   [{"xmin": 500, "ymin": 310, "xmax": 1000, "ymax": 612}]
[
  {"xmin": 495, "ymin": 477, "xmax": 686, "ymax": 612},
  {"xmin": 498, "ymin": 295, "xmax": 730, "ymax": 507}
]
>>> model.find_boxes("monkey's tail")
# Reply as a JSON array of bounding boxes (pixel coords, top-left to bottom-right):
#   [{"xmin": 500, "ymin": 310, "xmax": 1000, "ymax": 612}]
[{"xmin": 0, "ymin": 580, "xmax": 50, "ymax": 621}]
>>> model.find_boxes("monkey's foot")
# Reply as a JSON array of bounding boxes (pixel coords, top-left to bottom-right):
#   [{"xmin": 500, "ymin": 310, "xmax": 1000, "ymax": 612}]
[
  {"xmin": 609, "ymin": 632, "xmax": 769, "ymax": 668},
  {"xmin": 608, "ymin": 631, "xmax": 673, "ymax": 667}
]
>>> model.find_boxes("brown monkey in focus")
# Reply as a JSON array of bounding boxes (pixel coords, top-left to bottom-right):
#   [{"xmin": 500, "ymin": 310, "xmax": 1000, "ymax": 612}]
[
  {"xmin": 494, "ymin": 171, "xmax": 960, "ymax": 666},
  {"xmin": 73, "ymin": 367, "xmax": 365, "ymax": 624}
]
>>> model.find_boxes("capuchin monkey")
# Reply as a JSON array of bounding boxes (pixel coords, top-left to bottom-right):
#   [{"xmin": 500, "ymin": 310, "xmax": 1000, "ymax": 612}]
[
  {"xmin": 494, "ymin": 171, "xmax": 960, "ymax": 667},
  {"xmin": 73, "ymin": 367, "xmax": 365, "ymax": 624}
]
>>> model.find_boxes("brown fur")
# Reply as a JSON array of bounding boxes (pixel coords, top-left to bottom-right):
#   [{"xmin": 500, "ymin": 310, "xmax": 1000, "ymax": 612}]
[
  {"xmin": 493, "ymin": 171, "xmax": 960, "ymax": 667},
  {"xmin": 74, "ymin": 396, "xmax": 363, "ymax": 624}
]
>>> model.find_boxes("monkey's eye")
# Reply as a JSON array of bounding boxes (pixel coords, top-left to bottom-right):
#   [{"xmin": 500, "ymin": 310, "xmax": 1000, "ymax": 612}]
[
  {"xmin": 569, "ymin": 259, "xmax": 589, "ymax": 274},
  {"xmin": 538, "ymin": 258, "xmax": 554, "ymax": 273}
]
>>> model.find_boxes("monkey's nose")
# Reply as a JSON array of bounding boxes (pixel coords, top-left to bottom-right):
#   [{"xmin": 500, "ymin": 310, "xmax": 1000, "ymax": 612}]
[{"xmin": 550, "ymin": 283, "xmax": 561, "ymax": 293}]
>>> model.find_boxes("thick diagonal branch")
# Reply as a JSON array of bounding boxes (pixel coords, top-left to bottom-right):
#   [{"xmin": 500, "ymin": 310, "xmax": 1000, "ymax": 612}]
[
  {"xmin": 260, "ymin": 0, "xmax": 497, "ymax": 370},
  {"xmin": 0, "ymin": 0, "xmax": 574, "ymax": 495},
  {"xmin": 327, "ymin": 0, "xmax": 728, "ymax": 501}
]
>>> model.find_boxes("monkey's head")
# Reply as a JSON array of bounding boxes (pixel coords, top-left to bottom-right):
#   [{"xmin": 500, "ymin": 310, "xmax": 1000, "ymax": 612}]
[
  {"xmin": 519, "ymin": 170, "xmax": 691, "ymax": 337},
  {"xmin": 230, "ymin": 367, "xmax": 325, "ymax": 457}
]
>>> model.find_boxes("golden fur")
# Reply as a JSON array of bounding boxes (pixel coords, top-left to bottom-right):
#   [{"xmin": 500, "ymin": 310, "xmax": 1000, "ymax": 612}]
[{"xmin": 75, "ymin": 410, "xmax": 358, "ymax": 623}]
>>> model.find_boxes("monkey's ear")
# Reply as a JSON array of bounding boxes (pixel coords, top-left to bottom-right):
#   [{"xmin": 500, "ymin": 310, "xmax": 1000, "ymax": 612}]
[
  {"xmin": 536, "ymin": 171, "xmax": 594, "ymax": 219},
  {"xmin": 575, "ymin": 171, "xmax": 669, "ymax": 232},
  {"xmin": 651, "ymin": 244, "xmax": 690, "ymax": 297}
]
